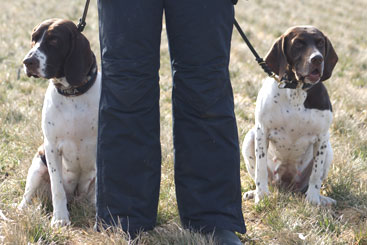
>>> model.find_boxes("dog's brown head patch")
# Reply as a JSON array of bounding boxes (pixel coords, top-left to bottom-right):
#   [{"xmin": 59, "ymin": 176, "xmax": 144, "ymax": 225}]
[
  {"xmin": 25, "ymin": 19, "xmax": 94, "ymax": 87},
  {"xmin": 265, "ymin": 26, "xmax": 338, "ymax": 84}
]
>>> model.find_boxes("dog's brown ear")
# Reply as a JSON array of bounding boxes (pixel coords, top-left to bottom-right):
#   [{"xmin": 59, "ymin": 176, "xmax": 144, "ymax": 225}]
[
  {"xmin": 64, "ymin": 28, "xmax": 93, "ymax": 87},
  {"xmin": 265, "ymin": 35, "xmax": 287, "ymax": 78},
  {"xmin": 321, "ymin": 35, "xmax": 338, "ymax": 82}
]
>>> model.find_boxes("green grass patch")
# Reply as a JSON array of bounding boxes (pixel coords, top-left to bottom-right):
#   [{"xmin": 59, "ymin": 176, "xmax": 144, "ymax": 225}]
[
  {"xmin": 317, "ymin": 213, "xmax": 341, "ymax": 235},
  {"xmin": 353, "ymin": 141, "xmax": 367, "ymax": 161},
  {"xmin": 264, "ymin": 210, "xmax": 286, "ymax": 231},
  {"xmin": 27, "ymin": 223, "xmax": 69, "ymax": 244},
  {"xmin": 354, "ymin": 226, "xmax": 367, "ymax": 245},
  {"xmin": 253, "ymin": 195, "xmax": 278, "ymax": 214},
  {"xmin": 5, "ymin": 109, "xmax": 24, "ymax": 124}
]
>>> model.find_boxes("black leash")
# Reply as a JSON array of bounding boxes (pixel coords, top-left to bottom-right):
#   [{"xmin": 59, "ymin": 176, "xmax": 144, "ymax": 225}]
[
  {"xmin": 233, "ymin": 19, "xmax": 276, "ymax": 80},
  {"xmin": 234, "ymin": 18, "xmax": 315, "ymax": 90},
  {"xmin": 232, "ymin": 17, "xmax": 303, "ymax": 89},
  {"xmin": 77, "ymin": 0, "xmax": 90, "ymax": 32},
  {"xmin": 231, "ymin": 0, "xmax": 309, "ymax": 90}
]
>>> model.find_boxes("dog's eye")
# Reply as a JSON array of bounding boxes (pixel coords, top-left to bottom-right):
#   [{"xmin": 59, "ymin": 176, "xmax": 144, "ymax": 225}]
[
  {"xmin": 293, "ymin": 40, "xmax": 305, "ymax": 49},
  {"xmin": 48, "ymin": 37, "xmax": 59, "ymax": 46},
  {"xmin": 316, "ymin": 39, "xmax": 325, "ymax": 48}
]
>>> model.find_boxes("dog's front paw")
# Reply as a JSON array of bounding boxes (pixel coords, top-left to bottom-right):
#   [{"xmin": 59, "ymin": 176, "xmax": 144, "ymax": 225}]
[
  {"xmin": 51, "ymin": 212, "xmax": 70, "ymax": 227},
  {"xmin": 17, "ymin": 199, "xmax": 28, "ymax": 210},
  {"xmin": 255, "ymin": 189, "xmax": 270, "ymax": 204},
  {"xmin": 305, "ymin": 190, "xmax": 320, "ymax": 205},
  {"xmin": 243, "ymin": 190, "xmax": 256, "ymax": 200},
  {"xmin": 319, "ymin": 195, "xmax": 337, "ymax": 206},
  {"xmin": 305, "ymin": 189, "xmax": 336, "ymax": 206}
]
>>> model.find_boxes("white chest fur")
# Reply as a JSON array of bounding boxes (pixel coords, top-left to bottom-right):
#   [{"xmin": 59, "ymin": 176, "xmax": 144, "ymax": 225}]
[
  {"xmin": 256, "ymin": 78, "xmax": 332, "ymax": 164},
  {"xmin": 42, "ymin": 74, "xmax": 101, "ymax": 145}
]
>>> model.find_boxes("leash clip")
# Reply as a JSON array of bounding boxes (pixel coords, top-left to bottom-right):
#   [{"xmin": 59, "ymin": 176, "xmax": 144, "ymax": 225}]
[
  {"xmin": 77, "ymin": 18, "xmax": 86, "ymax": 32},
  {"xmin": 77, "ymin": 0, "xmax": 90, "ymax": 33},
  {"xmin": 269, "ymin": 73, "xmax": 286, "ymax": 89}
]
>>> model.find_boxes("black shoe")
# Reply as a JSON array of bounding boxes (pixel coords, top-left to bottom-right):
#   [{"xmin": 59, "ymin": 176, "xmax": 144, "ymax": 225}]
[{"xmin": 213, "ymin": 229, "xmax": 242, "ymax": 245}]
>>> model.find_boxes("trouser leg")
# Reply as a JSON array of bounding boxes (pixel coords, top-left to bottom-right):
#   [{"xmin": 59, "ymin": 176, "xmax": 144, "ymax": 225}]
[
  {"xmin": 97, "ymin": 0, "xmax": 163, "ymax": 233},
  {"xmin": 165, "ymin": 0, "xmax": 246, "ymax": 234}
]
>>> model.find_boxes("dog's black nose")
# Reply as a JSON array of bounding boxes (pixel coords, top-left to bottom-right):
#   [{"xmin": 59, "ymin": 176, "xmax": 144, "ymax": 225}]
[
  {"xmin": 311, "ymin": 54, "xmax": 323, "ymax": 65},
  {"xmin": 23, "ymin": 56, "xmax": 38, "ymax": 66},
  {"xmin": 23, "ymin": 55, "xmax": 41, "ymax": 77}
]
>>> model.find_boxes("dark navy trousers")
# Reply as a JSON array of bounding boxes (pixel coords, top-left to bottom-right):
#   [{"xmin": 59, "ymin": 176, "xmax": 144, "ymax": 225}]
[{"xmin": 97, "ymin": 0, "xmax": 246, "ymax": 234}]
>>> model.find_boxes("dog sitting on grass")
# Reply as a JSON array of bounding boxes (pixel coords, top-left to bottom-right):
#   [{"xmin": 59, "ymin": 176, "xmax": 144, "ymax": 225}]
[
  {"xmin": 19, "ymin": 19, "xmax": 101, "ymax": 227},
  {"xmin": 242, "ymin": 26, "xmax": 338, "ymax": 206}
]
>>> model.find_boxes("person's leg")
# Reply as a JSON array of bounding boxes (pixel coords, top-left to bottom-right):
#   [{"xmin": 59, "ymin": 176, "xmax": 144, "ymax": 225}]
[
  {"xmin": 97, "ymin": 0, "xmax": 163, "ymax": 233},
  {"xmin": 165, "ymin": 0, "xmax": 246, "ymax": 234}
]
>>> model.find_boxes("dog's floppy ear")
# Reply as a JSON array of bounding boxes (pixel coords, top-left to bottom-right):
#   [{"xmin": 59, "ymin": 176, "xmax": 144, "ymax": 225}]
[
  {"xmin": 265, "ymin": 35, "xmax": 287, "ymax": 78},
  {"xmin": 64, "ymin": 28, "xmax": 93, "ymax": 87},
  {"xmin": 321, "ymin": 35, "xmax": 338, "ymax": 82}
]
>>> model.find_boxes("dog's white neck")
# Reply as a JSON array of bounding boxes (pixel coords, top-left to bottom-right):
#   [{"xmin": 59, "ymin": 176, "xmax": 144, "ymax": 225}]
[{"xmin": 286, "ymin": 87, "xmax": 307, "ymax": 108}]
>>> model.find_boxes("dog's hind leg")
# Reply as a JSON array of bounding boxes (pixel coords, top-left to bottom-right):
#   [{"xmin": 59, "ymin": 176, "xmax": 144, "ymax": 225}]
[
  {"xmin": 242, "ymin": 128, "xmax": 256, "ymax": 179},
  {"xmin": 18, "ymin": 148, "xmax": 49, "ymax": 210},
  {"xmin": 242, "ymin": 128, "xmax": 257, "ymax": 200},
  {"xmin": 321, "ymin": 141, "xmax": 333, "ymax": 181},
  {"xmin": 77, "ymin": 169, "xmax": 96, "ymax": 205}
]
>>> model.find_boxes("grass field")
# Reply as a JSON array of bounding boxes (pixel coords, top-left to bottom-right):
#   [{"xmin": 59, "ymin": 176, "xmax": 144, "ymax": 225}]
[{"xmin": 1, "ymin": 0, "xmax": 367, "ymax": 244}]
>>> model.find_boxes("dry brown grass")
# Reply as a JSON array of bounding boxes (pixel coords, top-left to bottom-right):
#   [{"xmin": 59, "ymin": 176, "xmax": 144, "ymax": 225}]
[{"xmin": 0, "ymin": 0, "xmax": 366, "ymax": 244}]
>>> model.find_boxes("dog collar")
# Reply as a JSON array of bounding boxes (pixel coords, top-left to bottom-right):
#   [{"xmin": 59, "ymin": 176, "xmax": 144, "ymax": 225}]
[
  {"xmin": 278, "ymin": 74, "xmax": 316, "ymax": 91},
  {"xmin": 56, "ymin": 55, "xmax": 98, "ymax": 97}
]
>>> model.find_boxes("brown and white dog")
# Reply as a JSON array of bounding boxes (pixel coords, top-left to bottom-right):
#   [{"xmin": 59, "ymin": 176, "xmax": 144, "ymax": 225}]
[
  {"xmin": 242, "ymin": 26, "xmax": 338, "ymax": 205},
  {"xmin": 19, "ymin": 19, "xmax": 101, "ymax": 226}
]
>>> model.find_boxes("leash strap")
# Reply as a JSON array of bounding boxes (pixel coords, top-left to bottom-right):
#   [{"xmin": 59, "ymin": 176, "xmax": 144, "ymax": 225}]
[
  {"xmin": 233, "ymin": 18, "xmax": 274, "ymax": 78},
  {"xmin": 77, "ymin": 0, "xmax": 90, "ymax": 32},
  {"xmin": 233, "ymin": 18, "xmax": 309, "ymax": 90},
  {"xmin": 231, "ymin": 2, "xmax": 305, "ymax": 89},
  {"xmin": 233, "ymin": 18, "xmax": 283, "ymax": 85}
]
